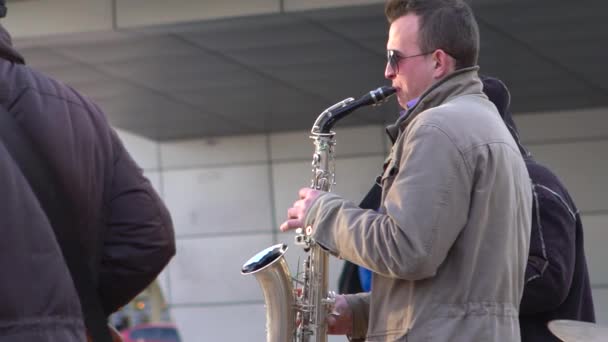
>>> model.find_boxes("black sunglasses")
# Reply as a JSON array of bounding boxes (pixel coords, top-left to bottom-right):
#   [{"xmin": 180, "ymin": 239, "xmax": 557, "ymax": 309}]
[{"xmin": 386, "ymin": 49, "xmax": 433, "ymax": 73}]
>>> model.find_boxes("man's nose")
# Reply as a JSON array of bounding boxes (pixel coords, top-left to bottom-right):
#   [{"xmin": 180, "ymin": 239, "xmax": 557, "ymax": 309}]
[{"xmin": 385, "ymin": 63, "xmax": 396, "ymax": 80}]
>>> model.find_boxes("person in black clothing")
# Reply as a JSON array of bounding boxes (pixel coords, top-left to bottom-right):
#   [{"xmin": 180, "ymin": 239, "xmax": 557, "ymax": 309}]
[
  {"xmin": 482, "ymin": 76, "xmax": 595, "ymax": 341},
  {"xmin": 0, "ymin": 3, "xmax": 175, "ymax": 341},
  {"xmin": 340, "ymin": 76, "xmax": 595, "ymax": 341}
]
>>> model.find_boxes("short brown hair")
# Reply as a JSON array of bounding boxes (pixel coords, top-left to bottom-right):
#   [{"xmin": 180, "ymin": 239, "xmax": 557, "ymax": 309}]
[{"xmin": 385, "ymin": 0, "xmax": 479, "ymax": 69}]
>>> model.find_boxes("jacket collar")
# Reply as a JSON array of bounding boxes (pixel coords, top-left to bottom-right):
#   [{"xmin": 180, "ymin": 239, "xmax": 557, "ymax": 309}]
[
  {"xmin": 386, "ymin": 66, "xmax": 482, "ymax": 143},
  {"xmin": 0, "ymin": 23, "xmax": 25, "ymax": 64}
]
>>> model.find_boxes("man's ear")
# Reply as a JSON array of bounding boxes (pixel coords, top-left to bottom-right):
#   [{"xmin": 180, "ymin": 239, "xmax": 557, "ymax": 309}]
[{"xmin": 432, "ymin": 49, "xmax": 455, "ymax": 78}]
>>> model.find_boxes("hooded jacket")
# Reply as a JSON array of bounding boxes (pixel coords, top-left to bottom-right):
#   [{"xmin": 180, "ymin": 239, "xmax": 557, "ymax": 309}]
[
  {"xmin": 306, "ymin": 68, "xmax": 532, "ymax": 342},
  {"xmin": 0, "ymin": 24, "xmax": 175, "ymax": 341},
  {"xmin": 482, "ymin": 77, "xmax": 595, "ymax": 341}
]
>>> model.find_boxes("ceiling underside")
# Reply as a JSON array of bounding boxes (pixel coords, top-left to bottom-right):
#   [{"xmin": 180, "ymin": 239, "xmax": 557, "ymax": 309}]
[{"xmin": 14, "ymin": 0, "xmax": 608, "ymax": 141}]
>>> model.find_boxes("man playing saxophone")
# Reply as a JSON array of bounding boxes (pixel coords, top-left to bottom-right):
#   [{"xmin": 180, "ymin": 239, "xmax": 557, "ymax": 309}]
[{"xmin": 280, "ymin": 0, "xmax": 532, "ymax": 341}]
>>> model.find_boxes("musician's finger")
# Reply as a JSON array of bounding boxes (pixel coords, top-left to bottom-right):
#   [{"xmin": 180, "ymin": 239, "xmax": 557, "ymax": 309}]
[
  {"xmin": 280, "ymin": 219, "xmax": 302, "ymax": 232},
  {"xmin": 298, "ymin": 187, "xmax": 311, "ymax": 199},
  {"xmin": 287, "ymin": 207, "xmax": 299, "ymax": 219}
]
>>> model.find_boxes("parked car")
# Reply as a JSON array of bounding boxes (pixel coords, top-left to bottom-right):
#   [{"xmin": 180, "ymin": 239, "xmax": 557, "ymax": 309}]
[{"xmin": 121, "ymin": 323, "xmax": 181, "ymax": 342}]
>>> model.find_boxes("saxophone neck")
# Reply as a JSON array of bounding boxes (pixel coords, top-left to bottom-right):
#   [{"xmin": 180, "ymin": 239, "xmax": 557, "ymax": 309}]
[
  {"xmin": 311, "ymin": 98, "xmax": 354, "ymax": 135},
  {"xmin": 311, "ymin": 86, "xmax": 396, "ymax": 134}
]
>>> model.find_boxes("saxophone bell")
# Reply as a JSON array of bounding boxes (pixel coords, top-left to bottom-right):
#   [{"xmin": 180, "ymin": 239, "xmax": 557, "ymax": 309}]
[{"xmin": 242, "ymin": 244, "xmax": 295, "ymax": 342}]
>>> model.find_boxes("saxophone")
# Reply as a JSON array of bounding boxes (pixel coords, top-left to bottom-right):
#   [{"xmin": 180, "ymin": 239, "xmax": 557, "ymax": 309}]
[{"xmin": 241, "ymin": 86, "xmax": 396, "ymax": 342}]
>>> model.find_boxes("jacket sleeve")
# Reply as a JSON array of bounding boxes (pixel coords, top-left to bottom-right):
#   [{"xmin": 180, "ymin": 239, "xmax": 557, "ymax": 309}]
[
  {"xmin": 98, "ymin": 130, "xmax": 176, "ymax": 314},
  {"xmin": 308, "ymin": 123, "xmax": 470, "ymax": 280},
  {"xmin": 519, "ymin": 184, "xmax": 576, "ymax": 314}
]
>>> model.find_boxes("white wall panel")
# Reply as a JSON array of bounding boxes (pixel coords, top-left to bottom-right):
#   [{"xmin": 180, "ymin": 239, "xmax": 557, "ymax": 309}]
[
  {"xmin": 582, "ymin": 215, "xmax": 608, "ymax": 285},
  {"xmin": 164, "ymin": 165, "xmax": 273, "ymax": 235},
  {"xmin": 160, "ymin": 134, "xmax": 268, "ymax": 169},
  {"xmin": 169, "ymin": 235, "xmax": 274, "ymax": 305},
  {"xmin": 117, "ymin": 0, "xmax": 279, "ymax": 28},
  {"xmin": 171, "ymin": 304, "xmax": 266, "ymax": 341},
  {"xmin": 270, "ymin": 130, "xmax": 322, "ymax": 161},
  {"xmin": 527, "ymin": 140, "xmax": 608, "ymax": 213},
  {"xmin": 592, "ymin": 288, "xmax": 608, "ymax": 324},
  {"xmin": 285, "ymin": 0, "xmax": 384, "ymax": 11},
  {"xmin": 329, "ymin": 335, "xmax": 347, "ymax": 342},
  {"xmin": 156, "ymin": 268, "xmax": 171, "ymax": 304},
  {"xmin": 334, "ymin": 155, "xmax": 385, "ymax": 202},
  {"xmin": 2, "ymin": 0, "xmax": 112, "ymax": 38},
  {"xmin": 272, "ymin": 155, "xmax": 385, "ymax": 234},
  {"xmin": 272, "ymin": 160, "xmax": 317, "ymax": 231},
  {"xmin": 143, "ymin": 171, "xmax": 162, "ymax": 197},
  {"xmin": 116, "ymin": 128, "xmax": 160, "ymax": 170},
  {"xmin": 270, "ymin": 125, "xmax": 385, "ymax": 161},
  {"xmin": 517, "ymin": 107, "xmax": 608, "ymax": 144},
  {"xmin": 333, "ymin": 125, "xmax": 386, "ymax": 156}
]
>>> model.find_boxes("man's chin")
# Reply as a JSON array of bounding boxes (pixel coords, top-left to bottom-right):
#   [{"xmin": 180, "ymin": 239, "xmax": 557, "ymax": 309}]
[{"xmin": 397, "ymin": 97, "xmax": 407, "ymax": 109}]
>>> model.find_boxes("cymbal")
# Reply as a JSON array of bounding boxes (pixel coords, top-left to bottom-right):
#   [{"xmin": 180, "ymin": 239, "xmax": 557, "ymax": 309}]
[{"xmin": 548, "ymin": 320, "xmax": 608, "ymax": 342}]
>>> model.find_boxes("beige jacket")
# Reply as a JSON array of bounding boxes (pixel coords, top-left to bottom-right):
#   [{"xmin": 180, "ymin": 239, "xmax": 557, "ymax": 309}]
[{"xmin": 306, "ymin": 68, "xmax": 532, "ymax": 342}]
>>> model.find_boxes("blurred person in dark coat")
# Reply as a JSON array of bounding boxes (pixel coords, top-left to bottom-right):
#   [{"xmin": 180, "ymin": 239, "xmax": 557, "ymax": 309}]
[{"xmin": 0, "ymin": 3, "xmax": 175, "ymax": 341}]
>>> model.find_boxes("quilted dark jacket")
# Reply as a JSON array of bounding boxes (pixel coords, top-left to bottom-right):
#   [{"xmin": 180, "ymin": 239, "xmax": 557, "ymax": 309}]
[{"xmin": 0, "ymin": 24, "xmax": 175, "ymax": 341}]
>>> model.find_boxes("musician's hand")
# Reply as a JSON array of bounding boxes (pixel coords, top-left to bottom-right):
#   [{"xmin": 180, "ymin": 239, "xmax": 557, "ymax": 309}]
[
  {"xmin": 327, "ymin": 295, "xmax": 353, "ymax": 335},
  {"xmin": 279, "ymin": 188, "xmax": 323, "ymax": 232}
]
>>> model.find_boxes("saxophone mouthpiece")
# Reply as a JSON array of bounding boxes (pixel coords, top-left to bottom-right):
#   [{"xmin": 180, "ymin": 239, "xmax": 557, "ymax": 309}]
[{"xmin": 364, "ymin": 86, "xmax": 397, "ymax": 106}]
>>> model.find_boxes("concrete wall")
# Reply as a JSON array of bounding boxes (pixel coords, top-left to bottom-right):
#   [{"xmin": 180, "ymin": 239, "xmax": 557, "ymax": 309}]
[
  {"xmin": 118, "ymin": 124, "xmax": 387, "ymax": 341},
  {"xmin": 117, "ymin": 106, "xmax": 608, "ymax": 341}
]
